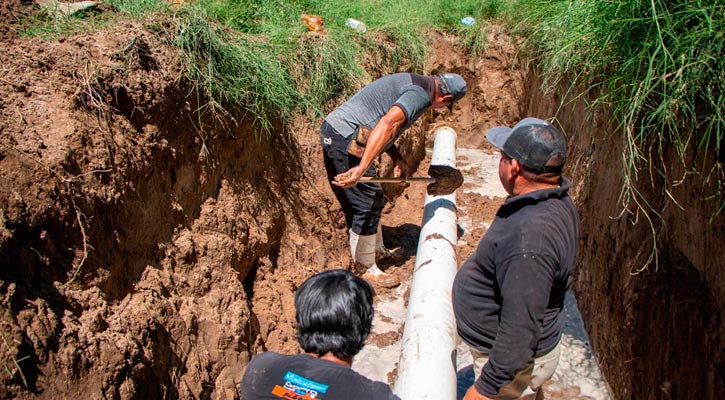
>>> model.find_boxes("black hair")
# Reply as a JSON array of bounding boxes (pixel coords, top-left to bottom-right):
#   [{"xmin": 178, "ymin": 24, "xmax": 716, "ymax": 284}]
[
  {"xmin": 520, "ymin": 164, "xmax": 563, "ymax": 184},
  {"xmin": 295, "ymin": 269, "xmax": 375, "ymax": 361}
]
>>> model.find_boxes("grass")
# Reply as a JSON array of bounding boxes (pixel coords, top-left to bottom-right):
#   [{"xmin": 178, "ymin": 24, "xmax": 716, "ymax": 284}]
[
  {"xmin": 19, "ymin": 0, "xmax": 498, "ymax": 138},
  {"xmin": 171, "ymin": 10, "xmax": 302, "ymax": 138},
  {"xmin": 510, "ymin": 0, "xmax": 725, "ymax": 269},
  {"xmin": 1, "ymin": 332, "xmax": 30, "ymax": 389}
]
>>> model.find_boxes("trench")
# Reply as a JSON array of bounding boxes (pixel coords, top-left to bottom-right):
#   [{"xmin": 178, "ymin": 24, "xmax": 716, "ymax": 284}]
[{"xmin": 1, "ymin": 22, "xmax": 723, "ymax": 400}]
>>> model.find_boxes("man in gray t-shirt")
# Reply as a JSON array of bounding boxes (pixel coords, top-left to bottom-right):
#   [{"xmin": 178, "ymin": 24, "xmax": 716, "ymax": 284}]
[{"xmin": 320, "ymin": 72, "xmax": 466, "ymax": 288}]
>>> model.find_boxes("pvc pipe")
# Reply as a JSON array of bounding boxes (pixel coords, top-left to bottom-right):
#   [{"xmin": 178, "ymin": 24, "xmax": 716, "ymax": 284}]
[{"xmin": 393, "ymin": 127, "xmax": 459, "ymax": 399}]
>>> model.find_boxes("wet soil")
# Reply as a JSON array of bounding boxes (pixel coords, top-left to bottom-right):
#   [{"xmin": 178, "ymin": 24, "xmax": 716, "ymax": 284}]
[{"xmin": 1, "ymin": 2, "xmax": 723, "ymax": 399}]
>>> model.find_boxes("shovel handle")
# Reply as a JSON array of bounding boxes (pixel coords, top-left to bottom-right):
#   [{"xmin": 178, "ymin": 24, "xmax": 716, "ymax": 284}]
[{"xmin": 359, "ymin": 176, "xmax": 434, "ymax": 183}]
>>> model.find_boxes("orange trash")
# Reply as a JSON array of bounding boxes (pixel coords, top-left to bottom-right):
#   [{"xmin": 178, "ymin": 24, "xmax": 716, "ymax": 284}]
[{"xmin": 301, "ymin": 13, "xmax": 324, "ymax": 32}]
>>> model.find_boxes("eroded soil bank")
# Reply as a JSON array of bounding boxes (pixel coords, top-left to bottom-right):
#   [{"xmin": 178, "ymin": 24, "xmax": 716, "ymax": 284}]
[
  {"xmin": 1, "ymin": 4, "xmax": 723, "ymax": 400},
  {"xmin": 524, "ymin": 75, "xmax": 725, "ymax": 399}
]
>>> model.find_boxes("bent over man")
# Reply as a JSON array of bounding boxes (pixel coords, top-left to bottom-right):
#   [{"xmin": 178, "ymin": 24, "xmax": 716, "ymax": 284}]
[
  {"xmin": 453, "ymin": 118, "xmax": 580, "ymax": 399},
  {"xmin": 321, "ymin": 72, "xmax": 467, "ymax": 288},
  {"xmin": 240, "ymin": 269, "xmax": 400, "ymax": 399}
]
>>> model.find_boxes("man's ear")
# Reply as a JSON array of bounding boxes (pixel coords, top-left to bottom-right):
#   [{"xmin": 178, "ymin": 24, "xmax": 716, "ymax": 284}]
[{"xmin": 510, "ymin": 158, "xmax": 522, "ymax": 176}]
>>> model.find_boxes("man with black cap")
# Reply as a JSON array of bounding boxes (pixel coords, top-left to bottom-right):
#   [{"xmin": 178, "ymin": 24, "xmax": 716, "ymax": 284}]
[
  {"xmin": 452, "ymin": 117, "xmax": 580, "ymax": 399},
  {"xmin": 320, "ymin": 72, "xmax": 466, "ymax": 288}
]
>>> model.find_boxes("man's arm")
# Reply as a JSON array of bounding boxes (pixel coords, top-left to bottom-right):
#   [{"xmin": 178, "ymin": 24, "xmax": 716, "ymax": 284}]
[{"xmin": 332, "ymin": 105, "xmax": 406, "ymax": 188}]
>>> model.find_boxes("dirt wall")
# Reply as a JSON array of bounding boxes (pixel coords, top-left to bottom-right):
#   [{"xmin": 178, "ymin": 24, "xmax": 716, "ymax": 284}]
[
  {"xmin": 0, "ymin": 22, "xmax": 336, "ymax": 399},
  {"xmin": 522, "ymin": 73, "xmax": 724, "ymax": 399},
  {"xmin": 0, "ymin": 16, "xmax": 437, "ymax": 398}
]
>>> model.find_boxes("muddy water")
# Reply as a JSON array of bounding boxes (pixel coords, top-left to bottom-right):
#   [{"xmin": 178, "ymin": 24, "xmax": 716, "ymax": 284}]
[{"xmin": 354, "ymin": 147, "xmax": 612, "ymax": 399}]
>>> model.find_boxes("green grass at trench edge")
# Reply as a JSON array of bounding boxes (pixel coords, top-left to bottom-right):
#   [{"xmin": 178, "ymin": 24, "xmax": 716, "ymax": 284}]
[
  {"xmin": 19, "ymin": 0, "xmax": 723, "ymax": 268},
  {"xmin": 20, "ymin": 0, "xmax": 497, "ymax": 132},
  {"xmin": 514, "ymin": 0, "xmax": 724, "ymax": 268}
]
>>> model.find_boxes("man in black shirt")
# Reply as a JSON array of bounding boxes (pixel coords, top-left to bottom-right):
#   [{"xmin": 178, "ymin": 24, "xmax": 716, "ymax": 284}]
[
  {"xmin": 452, "ymin": 118, "xmax": 580, "ymax": 399},
  {"xmin": 240, "ymin": 269, "xmax": 400, "ymax": 399}
]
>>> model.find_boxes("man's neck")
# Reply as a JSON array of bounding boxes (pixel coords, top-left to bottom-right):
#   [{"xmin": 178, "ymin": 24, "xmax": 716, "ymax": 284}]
[
  {"xmin": 307, "ymin": 352, "xmax": 352, "ymax": 367},
  {"xmin": 512, "ymin": 180, "xmax": 558, "ymax": 196}
]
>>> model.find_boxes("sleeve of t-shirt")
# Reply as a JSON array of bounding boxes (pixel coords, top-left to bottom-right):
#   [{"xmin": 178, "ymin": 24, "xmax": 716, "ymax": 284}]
[
  {"xmin": 393, "ymin": 85, "xmax": 431, "ymax": 126},
  {"xmin": 474, "ymin": 252, "xmax": 557, "ymax": 397}
]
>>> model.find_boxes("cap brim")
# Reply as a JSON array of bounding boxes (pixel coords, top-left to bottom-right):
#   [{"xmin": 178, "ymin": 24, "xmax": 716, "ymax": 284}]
[
  {"xmin": 513, "ymin": 117, "xmax": 549, "ymax": 129},
  {"xmin": 486, "ymin": 126, "xmax": 513, "ymax": 149}
]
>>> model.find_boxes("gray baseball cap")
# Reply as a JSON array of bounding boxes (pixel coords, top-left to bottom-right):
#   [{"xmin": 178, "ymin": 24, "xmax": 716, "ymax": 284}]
[
  {"xmin": 436, "ymin": 73, "xmax": 467, "ymax": 111},
  {"xmin": 486, "ymin": 117, "xmax": 567, "ymax": 173}
]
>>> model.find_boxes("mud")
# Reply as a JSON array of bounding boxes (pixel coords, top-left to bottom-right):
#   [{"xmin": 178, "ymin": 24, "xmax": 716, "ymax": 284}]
[
  {"xmin": 426, "ymin": 164, "xmax": 464, "ymax": 196},
  {"xmin": 1, "ymin": 3, "xmax": 723, "ymax": 400}
]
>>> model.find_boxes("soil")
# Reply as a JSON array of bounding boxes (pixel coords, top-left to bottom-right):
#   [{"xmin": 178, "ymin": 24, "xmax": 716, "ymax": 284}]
[
  {"xmin": 0, "ymin": 4, "xmax": 508, "ymax": 397},
  {"xmin": 524, "ymin": 73, "xmax": 725, "ymax": 399},
  {"xmin": 2, "ymin": 2, "xmax": 724, "ymax": 400}
]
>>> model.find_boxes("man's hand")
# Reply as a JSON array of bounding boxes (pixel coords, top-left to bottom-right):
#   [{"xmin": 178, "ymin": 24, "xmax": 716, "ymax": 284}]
[
  {"xmin": 333, "ymin": 166, "xmax": 365, "ymax": 188},
  {"xmin": 392, "ymin": 156, "xmax": 409, "ymax": 180},
  {"xmin": 463, "ymin": 385, "xmax": 494, "ymax": 400}
]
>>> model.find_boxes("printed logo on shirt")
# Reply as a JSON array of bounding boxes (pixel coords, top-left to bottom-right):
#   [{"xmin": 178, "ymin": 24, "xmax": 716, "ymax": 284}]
[
  {"xmin": 269, "ymin": 371, "xmax": 329, "ymax": 399},
  {"xmin": 271, "ymin": 385, "xmax": 317, "ymax": 399}
]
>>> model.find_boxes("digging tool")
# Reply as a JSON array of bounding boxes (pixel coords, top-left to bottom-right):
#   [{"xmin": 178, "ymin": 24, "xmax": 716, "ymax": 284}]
[{"xmin": 359, "ymin": 164, "xmax": 464, "ymax": 196}]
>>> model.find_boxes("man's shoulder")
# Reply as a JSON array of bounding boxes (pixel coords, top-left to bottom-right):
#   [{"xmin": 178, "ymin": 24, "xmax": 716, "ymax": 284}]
[
  {"xmin": 243, "ymin": 351, "xmax": 291, "ymax": 376},
  {"xmin": 375, "ymin": 72, "xmax": 412, "ymax": 82},
  {"xmin": 249, "ymin": 351, "xmax": 286, "ymax": 364},
  {"xmin": 242, "ymin": 353, "xmax": 398, "ymax": 400}
]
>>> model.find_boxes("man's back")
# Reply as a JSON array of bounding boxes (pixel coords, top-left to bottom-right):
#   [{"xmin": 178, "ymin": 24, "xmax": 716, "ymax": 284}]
[
  {"xmin": 453, "ymin": 178, "xmax": 579, "ymax": 354},
  {"xmin": 324, "ymin": 73, "xmax": 432, "ymax": 139},
  {"xmin": 240, "ymin": 352, "xmax": 400, "ymax": 400}
]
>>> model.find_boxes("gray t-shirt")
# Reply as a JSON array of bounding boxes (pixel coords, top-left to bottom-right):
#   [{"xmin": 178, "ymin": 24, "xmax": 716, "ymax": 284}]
[{"xmin": 324, "ymin": 73, "xmax": 433, "ymax": 143}]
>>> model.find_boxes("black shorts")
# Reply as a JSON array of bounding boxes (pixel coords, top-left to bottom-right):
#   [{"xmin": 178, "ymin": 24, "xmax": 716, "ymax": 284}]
[{"xmin": 320, "ymin": 121, "xmax": 385, "ymax": 235}]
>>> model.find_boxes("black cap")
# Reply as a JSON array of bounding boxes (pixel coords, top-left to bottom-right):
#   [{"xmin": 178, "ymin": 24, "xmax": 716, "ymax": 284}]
[{"xmin": 486, "ymin": 117, "xmax": 567, "ymax": 173}]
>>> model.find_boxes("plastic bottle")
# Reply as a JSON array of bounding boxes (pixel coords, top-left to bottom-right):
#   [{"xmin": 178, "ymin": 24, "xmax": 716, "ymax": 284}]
[
  {"xmin": 345, "ymin": 18, "xmax": 367, "ymax": 34},
  {"xmin": 301, "ymin": 14, "xmax": 325, "ymax": 32},
  {"xmin": 461, "ymin": 16, "xmax": 476, "ymax": 26}
]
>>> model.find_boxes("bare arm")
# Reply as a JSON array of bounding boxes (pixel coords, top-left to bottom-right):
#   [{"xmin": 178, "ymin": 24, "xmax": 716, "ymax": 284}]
[{"xmin": 333, "ymin": 105, "xmax": 406, "ymax": 188}]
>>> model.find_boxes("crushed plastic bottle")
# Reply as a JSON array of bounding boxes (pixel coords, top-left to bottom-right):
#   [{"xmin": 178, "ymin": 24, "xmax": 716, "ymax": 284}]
[
  {"xmin": 461, "ymin": 16, "xmax": 476, "ymax": 26},
  {"xmin": 301, "ymin": 13, "xmax": 325, "ymax": 32},
  {"xmin": 345, "ymin": 18, "xmax": 367, "ymax": 33}
]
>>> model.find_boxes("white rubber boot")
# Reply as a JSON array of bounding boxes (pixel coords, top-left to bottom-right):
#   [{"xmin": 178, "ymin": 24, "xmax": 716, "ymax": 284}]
[{"xmin": 350, "ymin": 229, "xmax": 400, "ymax": 288}]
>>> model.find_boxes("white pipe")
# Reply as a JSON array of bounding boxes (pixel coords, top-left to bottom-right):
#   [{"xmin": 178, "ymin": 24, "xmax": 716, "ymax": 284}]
[{"xmin": 393, "ymin": 127, "xmax": 459, "ymax": 399}]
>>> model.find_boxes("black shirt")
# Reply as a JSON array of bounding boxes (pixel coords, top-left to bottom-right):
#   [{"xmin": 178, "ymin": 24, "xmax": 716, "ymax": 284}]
[
  {"xmin": 452, "ymin": 178, "xmax": 579, "ymax": 397},
  {"xmin": 240, "ymin": 352, "xmax": 400, "ymax": 400}
]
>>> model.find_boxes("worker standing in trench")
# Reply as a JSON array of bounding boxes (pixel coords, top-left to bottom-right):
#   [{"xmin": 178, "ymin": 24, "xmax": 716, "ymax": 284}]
[
  {"xmin": 320, "ymin": 72, "xmax": 467, "ymax": 288},
  {"xmin": 452, "ymin": 118, "xmax": 580, "ymax": 400}
]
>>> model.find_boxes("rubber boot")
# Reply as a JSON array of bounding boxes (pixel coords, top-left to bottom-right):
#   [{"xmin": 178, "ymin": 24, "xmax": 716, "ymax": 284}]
[
  {"xmin": 350, "ymin": 229, "xmax": 400, "ymax": 288},
  {"xmin": 375, "ymin": 222, "xmax": 406, "ymax": 265}
]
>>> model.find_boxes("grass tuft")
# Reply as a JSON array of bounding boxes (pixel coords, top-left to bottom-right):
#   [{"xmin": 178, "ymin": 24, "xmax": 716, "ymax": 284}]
[
  {"xmin": 513, "ymin": 0, "xmax": 725, "ymax": 269},
  {"xmin": 172, "ymin": 10, "xmax": 301, "ymax": 139}
]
